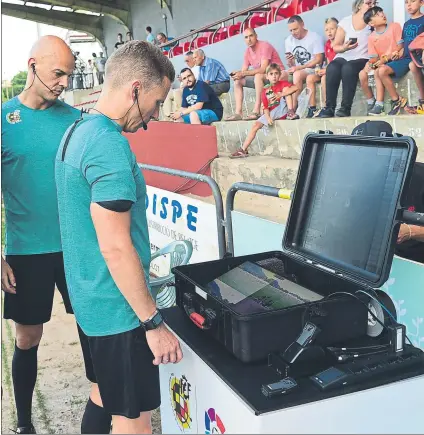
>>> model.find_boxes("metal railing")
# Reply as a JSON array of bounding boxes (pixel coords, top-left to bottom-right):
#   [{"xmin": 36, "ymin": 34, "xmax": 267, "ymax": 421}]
[
  {"xmin": 160, "ymin": 0, "xmax": 288, "ymax": 53},
  {"xmin": 160, "ymin": 0, "xmax": 332, "ymax": 55},
  {"xmin": 66, "ymin": 73, "xmax": 95, "ymax": 91},
  {"xmin": 138, "ymin": 163, "xmax": 226, "ymax": 259},
  {"xmin": 224, "ymin": 182, "xmax": 424, "ymax": 256}
]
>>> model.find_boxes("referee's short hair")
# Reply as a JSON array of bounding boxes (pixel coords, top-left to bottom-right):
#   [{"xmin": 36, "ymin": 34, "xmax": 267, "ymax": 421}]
[{"xmin": 105, "ymin": 41, "xmax": 175, "ymax": 90}]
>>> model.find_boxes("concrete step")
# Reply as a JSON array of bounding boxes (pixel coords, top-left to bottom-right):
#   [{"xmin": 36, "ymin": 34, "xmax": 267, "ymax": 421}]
[
  {"xmin": 211, "ymin": 155, "xmax": 299, "ymax": 192},
  {"xmin": 215, "ymin": 115, "xmax": 424, "ymax": 162},
  {"xmin": 219, "ymin": 72, "xmax": 418, "ymax": 119}
]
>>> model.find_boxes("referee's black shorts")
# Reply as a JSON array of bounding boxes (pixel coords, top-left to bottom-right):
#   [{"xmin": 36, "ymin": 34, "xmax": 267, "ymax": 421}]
[
  {"xmin": 3, "ymin": 252, "xmax": 73, "ymax": 324},
  {"xmin": 82, "ymin": 325, "xmax": 161, "ymax": 419}
]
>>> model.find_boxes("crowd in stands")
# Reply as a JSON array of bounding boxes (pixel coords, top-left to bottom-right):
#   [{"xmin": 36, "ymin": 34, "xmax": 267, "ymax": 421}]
[{"xmin": 159, "ymin": 0, "xmax": 424, "ymax": 158}]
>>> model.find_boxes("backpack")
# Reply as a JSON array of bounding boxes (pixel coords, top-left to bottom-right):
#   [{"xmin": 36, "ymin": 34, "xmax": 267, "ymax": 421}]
[{"xmin": 409, "ymin": 33, "xmax": 424, "ymax": 69}]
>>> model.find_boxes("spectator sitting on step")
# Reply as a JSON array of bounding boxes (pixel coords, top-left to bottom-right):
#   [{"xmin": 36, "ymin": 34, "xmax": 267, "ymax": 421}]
[
  {"xmin": 306, "ymin": 17, "xmax": 338, "ymax": 118},
  {"xmin": 146, "ymin": 26, "xmax": 155, "ymax": 44},
  {"xmin": 407, "ymin": 33, "xmax": 424, "ymax": 114},
  {"xmin": 404, "ymin": 1, "xmax": 424, "ymax": 115},
  {"xmin": 318, "ymin": 0, "xmax": 373, "ymax": 118},
  {"xmin": 171, "ymin": 68, "xmax": 223, "ymax": 125},
  {"xmin": 283, "ymin": 15, "xmax": 325, "ymax": 111},
  {"xmin": 395, "ymin": 162, "xmax": 424, "ymax": 264},
  {"xmin": 114, "ymin": 33, "xmax": 125, "ymax": 50},
  {"xmin": 192, "ymin": 49, "xmax": 231, "ymax": 96},
  {"xmin": 359, "ymin": 7, "xmax": 404, "ymax": 116},
  {"xmin": 162, "ymin": 52, "xmax": 200, "ymax": 121},
  {"xmin": 230, "ymin": 63, "xmax": 299, "ymax": 159},
  {"xmin": 226, "ymin": 28, "xmax": 284, "ymax": 121},
  {"xmin": 126, "ymin": 31, "xmax": 133, "ymax": 42}
]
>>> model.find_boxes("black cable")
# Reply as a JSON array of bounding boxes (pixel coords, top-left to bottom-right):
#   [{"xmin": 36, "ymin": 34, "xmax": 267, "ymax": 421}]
[
  {"xmin": 173, "ymin": 156, "xmax": 217, "ymax": 194},
  {"xmin": 90, "ymin": 101, "xmax": 136, "ymax": 121},
  {"xmin": 326, "ymin": 291, "xmax": 388, "ymax": 333}
]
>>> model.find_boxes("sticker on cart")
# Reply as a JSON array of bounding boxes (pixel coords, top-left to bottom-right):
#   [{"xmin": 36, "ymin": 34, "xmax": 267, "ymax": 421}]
[
  {"xmin": 169, "ymin": 374, "xmax": 193, "ymax": 432},
  {"xmin": 204, "ymin": 408, "xmax": 226, "ymax": 434}
]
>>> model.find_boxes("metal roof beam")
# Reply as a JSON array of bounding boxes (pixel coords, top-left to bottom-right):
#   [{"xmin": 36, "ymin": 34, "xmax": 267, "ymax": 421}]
[
  {"xmin": 9, "ymin": 0, "xmax": 131, "ymax": 25},
  {"xmin": 2, "ymin": 2, "xmax": 104, "ymax": 43}
]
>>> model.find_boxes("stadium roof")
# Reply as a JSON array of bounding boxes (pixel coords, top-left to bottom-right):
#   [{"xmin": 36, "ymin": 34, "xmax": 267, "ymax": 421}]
[{"xmin": 2, "ymin": 0, "xmax": 132, "ymax": 43}]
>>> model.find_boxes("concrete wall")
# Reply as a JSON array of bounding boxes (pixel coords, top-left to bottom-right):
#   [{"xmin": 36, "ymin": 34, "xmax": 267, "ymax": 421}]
[
  {"xmin": 101, "ymin": 15, "xmax": 129, "ymax": 57},
  {"xmin": 128, "ymin": 0, "xmax": 259, "ymax": 42}
]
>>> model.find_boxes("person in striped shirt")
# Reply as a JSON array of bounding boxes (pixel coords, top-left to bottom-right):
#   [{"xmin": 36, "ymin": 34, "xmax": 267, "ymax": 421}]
[{"xmin": 193, "ymin": 49, "xmax": 230, "ymax": 95}]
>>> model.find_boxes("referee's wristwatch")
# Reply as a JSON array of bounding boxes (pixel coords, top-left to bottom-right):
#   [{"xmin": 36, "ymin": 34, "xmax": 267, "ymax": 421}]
[{"xmin": 142, "ymin": 310, "xmax": 164, "ymax": 331}]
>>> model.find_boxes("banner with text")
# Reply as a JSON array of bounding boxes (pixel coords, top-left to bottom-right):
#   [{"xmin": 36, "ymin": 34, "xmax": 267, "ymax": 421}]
[{"xmin": 147, "ymin": 186, "xmax": 219, "ymax": 278}]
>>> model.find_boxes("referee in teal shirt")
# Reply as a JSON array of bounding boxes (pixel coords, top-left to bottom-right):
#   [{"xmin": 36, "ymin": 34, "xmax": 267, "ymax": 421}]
[
  {"xmin": 55, "ymin": 41, "xmax": 182, "ymax": 434},
  {"xmin": 1, "ymin": 36, "xmax": 111, "ymax": 434}
]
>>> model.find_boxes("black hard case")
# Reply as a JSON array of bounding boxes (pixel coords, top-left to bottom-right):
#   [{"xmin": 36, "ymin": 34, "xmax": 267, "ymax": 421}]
[{"xmin": 173, "ymin": 133, "xmax": 417, "ymax": 363}]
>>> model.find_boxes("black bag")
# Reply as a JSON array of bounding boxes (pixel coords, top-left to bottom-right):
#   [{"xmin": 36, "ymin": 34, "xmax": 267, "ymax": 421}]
[{"xmin": 174, "ymin": 132, "xmax": 418, "ymax": 363}]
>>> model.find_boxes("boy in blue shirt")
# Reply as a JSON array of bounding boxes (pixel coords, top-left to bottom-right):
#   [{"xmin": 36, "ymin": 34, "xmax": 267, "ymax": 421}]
[
  {"xmin": 376, "ymin": 0, "xmax": 424, "ymax": 115},
  {"xmin": 170, "ymin": 68, "xmax": 224, "ymax": 124}
]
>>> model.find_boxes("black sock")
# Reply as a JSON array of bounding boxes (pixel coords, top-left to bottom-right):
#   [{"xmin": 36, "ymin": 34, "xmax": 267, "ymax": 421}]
[
  {"xmin": 12, "ymin": 343, "xmax": 39, "ymax": 428},
  {"xmin": 81, "ymin": 398, "xmax": 112, "ymax": 434}
]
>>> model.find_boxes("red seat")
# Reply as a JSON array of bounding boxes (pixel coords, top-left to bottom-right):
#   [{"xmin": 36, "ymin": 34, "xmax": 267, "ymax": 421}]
[
  {"xmin": 210, "ymin": 27, "xmax": 229, "ymax": 44},
  {"xmin": 228, "ymin": 22, "xmax": 242, "ymax": 37},
  {"xmin": 172, "ymin": 45, "xmax": 184, "ymax": 56},
  {"xmin": 248, "ymin": 12, "xmax": 268, "ymax": 29},
  {"xmin": 194, "ymin": 35, "xmax": 209, "ymax": 48},
  {"xmin": 183, "ymin": 41, "xmax": 192, "ymax": 52},
  {"xmin": 298, "ymin": 0, "xmax": 318, "ymax": 13}
]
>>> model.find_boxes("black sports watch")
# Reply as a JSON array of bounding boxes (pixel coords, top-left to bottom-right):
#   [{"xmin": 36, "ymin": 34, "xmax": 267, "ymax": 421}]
[{"xmin": 142, "ymin": 310, "xmax": 164, "ymax": 331}]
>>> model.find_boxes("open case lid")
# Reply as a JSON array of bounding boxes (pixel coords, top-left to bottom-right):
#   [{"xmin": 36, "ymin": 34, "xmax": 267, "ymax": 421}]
[{"xmin": 283, "ymin": 133, "xmax": 417, "ymax": 289}]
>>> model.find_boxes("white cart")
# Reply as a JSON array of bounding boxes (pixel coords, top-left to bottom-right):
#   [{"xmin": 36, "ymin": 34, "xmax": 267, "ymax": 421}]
[{"xmin": 159, "ymin": 308, "xmax": 424, "ymax": 434}]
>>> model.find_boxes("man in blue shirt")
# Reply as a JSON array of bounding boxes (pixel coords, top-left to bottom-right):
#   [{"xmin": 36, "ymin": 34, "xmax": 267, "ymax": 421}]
[
  {"xmin": 1, "ymin": 35, "xmax": 111, "ymax": 435},
  {"xmin": 55, "ymin": 41, "xmax": 182, "ymax": 434},
  {"xmin": 193, "ymin": 49, "xmax": 230, "ymax": 96},
  {"xmin": 170, "ymin": 68, "xmax": 224, "ymax": 124}
]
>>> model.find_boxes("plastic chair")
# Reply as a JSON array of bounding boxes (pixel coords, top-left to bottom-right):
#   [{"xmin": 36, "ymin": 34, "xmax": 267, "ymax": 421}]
[
  {"xmin": 149, "ymin": 240, "xmax": 193, "ymax": 308},
  {"xmin": 194, "ymin": 35, "xmax": 210, "ymax": 48},
  {"xmin": 228, "ymin": 22, "xmax": 242, "ymax": 37},
  {"xmin": 172, "ymin": 45, "xmax": 184, "ymax": 56},
  {"xmin": 248, "ymin": 12, "xmax": 268, "ymax": 29},
  {"xmin": 210, "ymin": 27, "xmax": 229, "ymax": 44}
]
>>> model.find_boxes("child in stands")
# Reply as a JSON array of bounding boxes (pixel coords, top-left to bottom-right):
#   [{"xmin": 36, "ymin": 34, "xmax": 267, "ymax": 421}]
[
  {"xmin": 306, "ymin": 17, "xmax": 338, "ymax": 118},
  {"xmin": 366, "ymin": 0, "xmax": 424, "ymax": 116},
  {"xmin": 230, "ymin": 63, "xmax": 298, "ymax": 159},
  {"xmin": 359, "ymin": 6, "xmax": 404, "ymax": 115}
]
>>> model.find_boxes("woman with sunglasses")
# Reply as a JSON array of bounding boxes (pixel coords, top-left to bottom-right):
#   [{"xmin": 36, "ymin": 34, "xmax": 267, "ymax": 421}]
[{"xmin": 318, "ymin": 0, "xmax": 375, "ymax": 118}]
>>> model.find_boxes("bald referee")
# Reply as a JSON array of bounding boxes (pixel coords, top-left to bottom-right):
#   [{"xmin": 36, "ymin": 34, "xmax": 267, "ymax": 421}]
[{"xmin": 1, "ymin": 36, "xmax": 111, "ymax": 434}]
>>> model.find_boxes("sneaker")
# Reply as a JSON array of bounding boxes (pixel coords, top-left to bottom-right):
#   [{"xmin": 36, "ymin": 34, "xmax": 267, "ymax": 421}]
[
  {"xmin": 317, "ymin": 107, "xmax": 335, "ymax": 118},
  {"xmin": 13, "ymin": 425, "xmax": 36, "ymax": 434},
  {"xmin": 287, "ymin": 109, "xmax": 300, "ymax": 120},
  {"xmin": 229, "ymin": 148, "xmax": 249, "ymax": 159},
  {"xmin": 306, "ymin": 106, "xmax": 317, "ymax": 118},
  {"xmin": 388, "ymin": 96, "xmax": 407, "ymax": 115},
  {"xmin": 368, "ymin": 104, "xmax": 385, "ymax": 116},
  {"xmin": 367, "ymin": 99, "xmax": 376, "ymax": 114},
  {"xmin": 335, "ymin": 107, "xmax": 351, "ymax": 117},
  {"xmin": 417, "ymin": 99, "xmax": 424, "ymax": 115}
]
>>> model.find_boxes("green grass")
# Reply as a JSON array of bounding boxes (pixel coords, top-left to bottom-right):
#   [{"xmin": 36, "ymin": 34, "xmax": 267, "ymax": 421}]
[{"xmin": 1, "ymin": 338, "xmax": 17, "ymax": 428}]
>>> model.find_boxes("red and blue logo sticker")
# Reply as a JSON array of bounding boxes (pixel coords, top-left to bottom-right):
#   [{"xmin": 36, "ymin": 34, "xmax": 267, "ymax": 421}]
[{"xmin": 205, "ymin": 408, "xmax": 225, "ymax": 434}]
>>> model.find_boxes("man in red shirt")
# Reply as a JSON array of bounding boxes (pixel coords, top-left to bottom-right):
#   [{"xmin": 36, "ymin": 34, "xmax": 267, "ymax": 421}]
[
  {"xmin": 230, "ymin": 63, "xmax": 298, "ymax": 158},
  {"xmin": 226, "ymin": 28, "xmax": 284, "ymax": 121}
]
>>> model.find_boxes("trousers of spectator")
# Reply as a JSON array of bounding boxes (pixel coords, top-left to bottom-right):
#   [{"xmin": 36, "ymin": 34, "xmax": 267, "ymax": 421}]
[
  {"xmin": 162, "ymin": 88, "xmax": 183, "ymax": 119},
  {"xmin": 325, "ymin": 58, "xmax": 368, "ymax": 111}
]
